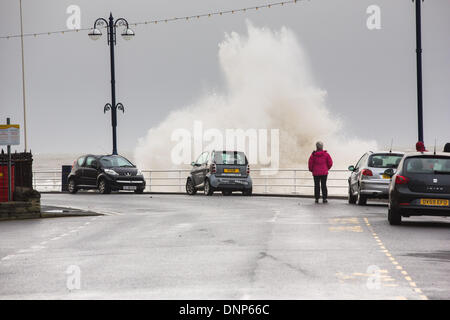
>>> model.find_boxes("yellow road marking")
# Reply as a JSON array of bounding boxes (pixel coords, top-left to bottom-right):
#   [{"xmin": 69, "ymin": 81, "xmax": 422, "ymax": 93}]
[
  {"xmin": 328, "ymin": 226, "xmax": 363, "ymax": 232},
  {"xmin": 364, "ymin": 217, "xmax": 428, "ymax": 300},
  {"xmin": 329, "ymin": 218, "xmax": 359, "ymax": 224}
]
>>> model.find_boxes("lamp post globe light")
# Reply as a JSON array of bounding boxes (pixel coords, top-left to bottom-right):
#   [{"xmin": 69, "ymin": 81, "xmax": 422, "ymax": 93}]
[{"xmin": 88, "ymin": 13, "xmax": 135, "ymax": 155}]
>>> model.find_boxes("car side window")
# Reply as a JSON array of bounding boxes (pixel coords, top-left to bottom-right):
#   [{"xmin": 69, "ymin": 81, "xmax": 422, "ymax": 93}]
[
  {"xmin": 196, "ymin": 152, "xmax": 209, "ymax": 165},
  {"xmin": 85, "ymin": 156, "xmax": 96, "ymax": 167},
  {"xmin": 195, "ymin": 153, "xmax": 203, "ymax": 165},
  {"xmin": 355, "ymin": 154, "xmax": 366, "ymax": 170},
  {"xmin": 77, "ymin": 156, "xmax": 86, "ymax": 167},
  {"xmin": 203, "ymin": 152, "xmax": 210, "ymax": 164}
]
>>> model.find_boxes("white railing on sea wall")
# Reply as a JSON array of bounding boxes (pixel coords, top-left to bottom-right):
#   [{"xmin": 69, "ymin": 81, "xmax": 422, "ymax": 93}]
[{"xmin": 32, "ymin": 168, "xmax": 350, "ymax": 196}]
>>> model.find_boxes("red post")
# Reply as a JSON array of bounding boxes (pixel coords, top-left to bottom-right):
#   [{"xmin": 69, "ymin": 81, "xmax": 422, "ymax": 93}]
[{"xmin": 0, "ymin": 165, "xmax": 14, "ymax": 202}]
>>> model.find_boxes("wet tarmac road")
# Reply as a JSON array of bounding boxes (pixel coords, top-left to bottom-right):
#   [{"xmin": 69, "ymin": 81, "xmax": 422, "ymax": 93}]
[{"xmin": 0, "ymin": 193, "xmax": 449, "ymax": 299}]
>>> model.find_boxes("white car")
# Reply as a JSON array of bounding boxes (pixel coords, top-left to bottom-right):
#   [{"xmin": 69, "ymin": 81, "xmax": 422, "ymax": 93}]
[{"xmin": 348, "ymin": 151, "xmax": 405, "ymax": 205}]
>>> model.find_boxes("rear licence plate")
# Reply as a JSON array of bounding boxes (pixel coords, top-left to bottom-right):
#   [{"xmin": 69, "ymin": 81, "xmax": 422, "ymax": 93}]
[
  {"xmin": 420, "ymin": 199, "xmax": 449, "ymax": 206},
  {"xmin": 123, "ymin": 186, "xmax": 137, "ymax": 191},
  {"xmin": 382, "ymin": 174, "xmax": 391, "ymax": 179},
  {"xmin": 224, "ymin": 169, "xmax": 239, "ymax": 173}
]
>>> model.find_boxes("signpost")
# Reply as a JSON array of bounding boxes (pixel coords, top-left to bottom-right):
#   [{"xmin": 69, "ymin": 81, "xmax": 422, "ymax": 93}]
[{"xmin": 0, "ymin": 119, "xmax": 20, "ymax": 201}]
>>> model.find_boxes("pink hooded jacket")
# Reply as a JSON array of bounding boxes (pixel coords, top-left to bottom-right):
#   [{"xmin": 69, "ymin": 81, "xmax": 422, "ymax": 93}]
[{"xmin": 308, "ymin": 150, "xmax": 333, "ymax": 176}]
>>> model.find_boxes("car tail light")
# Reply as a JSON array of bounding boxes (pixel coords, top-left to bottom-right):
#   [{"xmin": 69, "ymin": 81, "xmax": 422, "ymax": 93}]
[
  {"xmin": 361, "ymin": 169, "xmax": 373, "ymax": 176},
  {"xmin": 211, "ymin": 163, "xmax": 216, "ymax": 174},
  {"xmin": 395, "ymin": 175, "xmax": 409, "ymax": 185},
  {"xmin": 247, "ymin": 164, "xmax": 250, "ymax": 174}
]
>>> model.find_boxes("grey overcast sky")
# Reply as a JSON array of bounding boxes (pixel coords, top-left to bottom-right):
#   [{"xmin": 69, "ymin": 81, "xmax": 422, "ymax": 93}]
[{"xmin": 1, "ymin": 0, "xmax": 449, "ymax": 155}]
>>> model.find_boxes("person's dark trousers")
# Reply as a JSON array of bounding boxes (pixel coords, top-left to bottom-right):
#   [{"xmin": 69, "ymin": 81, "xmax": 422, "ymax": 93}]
[{"xmin": 313, "ymin": 175, "xmax": 328, "ymax": 200}]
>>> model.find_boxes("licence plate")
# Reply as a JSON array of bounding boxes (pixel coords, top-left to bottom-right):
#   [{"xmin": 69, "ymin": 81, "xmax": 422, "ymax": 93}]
[
  {"xmin": 420, "ymin": 199, "xmax": 449, "ymax": 206},
  {"xmin": 224, "ymin": 169, "xmax": 239, "ymax": 173},
  {"xmin": 382, "ymin": 174, "xmax": 391, "ymax": 179},
  {"xmin": 123, "ymin": 186, "xmax": 137, "ymax": 190}
]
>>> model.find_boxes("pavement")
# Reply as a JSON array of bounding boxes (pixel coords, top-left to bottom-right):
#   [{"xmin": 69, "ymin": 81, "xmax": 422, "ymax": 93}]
[{"xmin": 0, "ymin": 192, "xmax": 449, "ymax": 300}]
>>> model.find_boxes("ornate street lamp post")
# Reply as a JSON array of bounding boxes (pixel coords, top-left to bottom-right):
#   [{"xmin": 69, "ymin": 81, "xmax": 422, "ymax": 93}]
[{"xmin": 88, "ymin": 13, "xmax": 135, "ymax": 155}]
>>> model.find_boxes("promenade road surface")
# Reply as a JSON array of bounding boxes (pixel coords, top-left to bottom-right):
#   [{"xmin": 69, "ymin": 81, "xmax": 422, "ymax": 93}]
[{"xmin": 0, "ymin": 193, "xmax": 449, "ymax": 300}]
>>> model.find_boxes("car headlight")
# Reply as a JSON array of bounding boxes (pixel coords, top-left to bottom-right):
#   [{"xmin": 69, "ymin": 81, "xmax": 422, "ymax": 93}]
[
  {"xmin": 137, "ymin": 170, "xmax": 143, "ymax": 176},
  {"xmin": 104, "ymin": 169, "xmax": 119, "ymax": 176}
]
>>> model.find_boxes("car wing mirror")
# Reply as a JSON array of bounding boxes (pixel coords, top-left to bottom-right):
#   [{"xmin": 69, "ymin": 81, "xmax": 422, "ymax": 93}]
[
  {"xmin": 191, "ymin": 162, "xmax": 200, "ymax": 167},
  {"xmin": 384, "ymin": 168, "xmax": 395, "ymax": 177},
  {"xmin": 91, "ymin": 160, "xmax": 98, "ymax": 168},
  {"xmin": 348, "ymin": 165, "xmax": 355, "ymax": 172}
]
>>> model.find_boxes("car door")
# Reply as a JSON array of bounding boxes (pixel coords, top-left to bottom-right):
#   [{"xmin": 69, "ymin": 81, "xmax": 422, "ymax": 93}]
[
  {"xmin": 350, "ymin": 154, "xmax": 367, "ymax": 192},
  {"xmin": 83, "ymin": 156, "xmax": 98, "ymax": 186},
  {"xmin": 73, "ymin": 156, "xmax": 86, "ymax": 184},
  {"xmin": 192, "ymin": 152, "xmax": 208, "ymax": 186},
  {"xmin": 199, "ymin": 152, "xmax": 210, "ymax": 181}
]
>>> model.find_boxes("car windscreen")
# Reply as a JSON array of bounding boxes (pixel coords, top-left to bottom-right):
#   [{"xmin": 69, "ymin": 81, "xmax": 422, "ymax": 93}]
[
  {"xmin": 213, "ymin": 151, "xmax": 247, "ymax": 165},
  {"xmin": 100, "ymin": 155, "xmax": 134, "ymax": 168},
  {"xmin": 368, "ymin": 153, "xmax": 403, "ymax": 168},
  {"xmin": 404, "ymin": 156, "xmax": 450, "ymax": 174}
]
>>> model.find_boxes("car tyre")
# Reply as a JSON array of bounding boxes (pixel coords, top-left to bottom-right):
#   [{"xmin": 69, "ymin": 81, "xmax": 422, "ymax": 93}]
[
  {"xmin": 186, "ymin": 178, "xmax": 197, "ymax": 195},
  {"xmin": 68, "ymin": 178, "xmax": 78, "ymax": 194},
  {"xmin": 357, "ymin": 190, "xmax": 367, "ymax": 205},
  {"xmin": 134, "ymin": 187, "xmax": 144, "ymax": 194},
  {"xmin": 204, "ymin": 179, "xmax": 214, "ymax": 196},
  {"xmin": 388, "ymin": 208, "xmax": 402, "ymax": 225},
  {"xmin": 348, "ymin": 185, "xmax": 357, "ymax": 204},
  {"xmin": 243, "ymin": 188, "xmax": 253, "ymax": 196},
  {"xmin": 222, "ymin": 190, "xmax": 232, "ymax": 196},
  {"xmin": 98, "ymin": 178, "xmax": 111, "ymax": 194}
]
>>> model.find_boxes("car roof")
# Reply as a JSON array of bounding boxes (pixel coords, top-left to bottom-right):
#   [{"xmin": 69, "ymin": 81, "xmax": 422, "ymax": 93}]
[
  {"xmin": 368, "ymin": 151, "xmax": 405, "ymax": 155},
  {"xmin": 211, "ymin": 150, "xmax": 247, "ymax": 154},
  {"xmin": 404, "ymin": 152, "xmax": 450, "ymax": 158}
]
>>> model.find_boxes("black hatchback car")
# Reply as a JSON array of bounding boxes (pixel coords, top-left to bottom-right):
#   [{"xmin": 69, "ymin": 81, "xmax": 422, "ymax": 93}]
[
  {"xmin": 68, "ymin": 154, "xmax": 146, "ymax": 194},
  {"xmin": 387, "ymin": 152, "xmax": 450, "ymax": 225}
]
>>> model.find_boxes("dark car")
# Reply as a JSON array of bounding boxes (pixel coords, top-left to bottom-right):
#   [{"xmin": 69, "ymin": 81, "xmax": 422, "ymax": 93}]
[
  {"xmin": 387, "ymin": 152, "xmax": 450, "ymax": 225},
  {"xmin": 186, "ymin": 150, "xmax": 253, "ymax": 196},
  {"xmin": 68, "ymin": 154, "xmax": 146, "ymax": 194}
]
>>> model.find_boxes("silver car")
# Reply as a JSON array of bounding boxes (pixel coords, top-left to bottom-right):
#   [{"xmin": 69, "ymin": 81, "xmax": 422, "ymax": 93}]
[{"xmin": 348, "ymin": 151, "xmax": 404, "ymax": 205}]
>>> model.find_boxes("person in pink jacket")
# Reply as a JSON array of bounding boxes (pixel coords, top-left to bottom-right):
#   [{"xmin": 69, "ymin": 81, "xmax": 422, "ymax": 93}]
[{"xmin": 308, "ymin": 141, "xmax": 333, "ymax": 203}]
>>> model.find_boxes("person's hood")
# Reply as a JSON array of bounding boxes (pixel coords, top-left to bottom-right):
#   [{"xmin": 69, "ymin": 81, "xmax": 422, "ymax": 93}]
[
  {"xmin": 416, "ymin": 141, "xmax": 426, "ymax": 152},
  {"xmin": 312, "ymin": 150, "xmax": 328, "ymax": 157}
]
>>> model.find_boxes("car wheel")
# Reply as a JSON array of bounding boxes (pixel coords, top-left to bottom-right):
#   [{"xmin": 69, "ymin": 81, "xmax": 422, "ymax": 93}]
[
  {"xmin": 242, "ymin": 188, "xmax": 252, "ymax": 196},
  {"xmin": 222, "ymin": 190, "xmax": 232, "ymax": 196},
  {"xmin": 388, "ymin": 208, "xmax": 402, "ymax": 225},
  {"xmin": 186, "ymin": 178, "xmax": 197, "ymax": 195},
  {"xmin": 98, "ymin": 178, "xmax": 111, "ymax": 194},
  {"xmin": 357, "ymin": 190, "xmax": 367, "ymax": 205},
  {"xmin": 204, "ymin": 179, "xmax": 214, "ymax": 196},
  {"xmin": 68, "ymin": 178, "xmax": 78, "ymax": 194},
  {"xmin": 134, "ymin": 187, "xmax": 144, "ymax": 194},
  {"xmin": 348, "ymin": 185, "xmax": 357, "ymax": 204}
]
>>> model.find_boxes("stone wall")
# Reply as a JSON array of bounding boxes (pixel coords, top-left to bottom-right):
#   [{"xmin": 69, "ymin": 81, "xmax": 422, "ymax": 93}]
[
  {"xmin": 0, "ymin": 200, "xmax": 41, "ymax": 220},
  {"xmin": 0, "ymin": 187, "xmax": 41, "ymax": 220}
]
